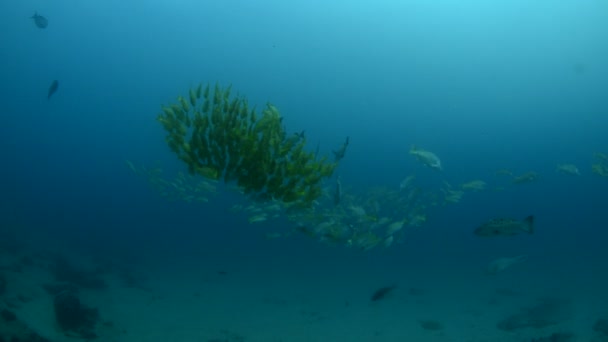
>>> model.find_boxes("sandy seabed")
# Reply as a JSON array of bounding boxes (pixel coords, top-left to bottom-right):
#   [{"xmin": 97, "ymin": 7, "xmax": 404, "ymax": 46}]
[{"xmin": 2, "ymin": 240, "xmax": 608, "ymax": 342}]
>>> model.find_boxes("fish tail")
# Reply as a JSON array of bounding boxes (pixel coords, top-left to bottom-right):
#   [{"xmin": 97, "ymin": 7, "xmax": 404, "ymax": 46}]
[{"xmin": 523, "ymin": 215, "xmax": 534, "ymax": 234}]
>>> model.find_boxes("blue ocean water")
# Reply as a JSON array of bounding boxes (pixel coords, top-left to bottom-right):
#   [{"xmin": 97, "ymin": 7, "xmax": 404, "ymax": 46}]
[{"xmin": 1, "ymin": 0, "xmax": 607, "ymax": 340}]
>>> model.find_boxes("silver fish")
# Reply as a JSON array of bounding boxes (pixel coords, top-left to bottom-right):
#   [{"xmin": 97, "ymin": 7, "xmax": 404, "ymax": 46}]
[{"xmin": 474, "ymin": 215, "xmax": 534, "ymax": 237}]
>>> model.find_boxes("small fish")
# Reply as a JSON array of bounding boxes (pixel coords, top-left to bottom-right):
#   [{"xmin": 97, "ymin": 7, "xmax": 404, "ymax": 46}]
[
  {"xmin": 294, "ymin": 130, "xmax": 306, "ymax": 140},
  {"xmin": 248, "ymin": 213, "xmax": 268, "ymax": 224},
  {"xmin": 556, "ymin": 164, "xmax": 580, "ymax": 176},
  {"xmin": 474, "ymin": 215, "xmax": 534, "ymax": 237},
  {"xmin": 385, "ymin": 220, "xmax": 405, "ymax": 236},
  {"xmin": 383, "ymin": 235, "xmax": 394, "ymax": 248},
  {"xmin": 371, "ymin": 285, "xmax": 396, "ymax": 302},
  {"xmin": 264, "ymin": 232, "xmax": 282, "ymax": 239},
  {"xmin": 461, "ymin": 180, "xmax": 486, "ymax": 191},
  {"xmin": 419, "ymin": 320, "xmax": 444, "ymax": 331},
  {"xmin": 512, "ymin": 172, "xmax": 539, "ymax": 184},
  {"xmin": 409, "ymin": 214, "xmax": 426, "ymax": 227},
  {"xmin": 333, "ymin": 176, "xmax": 342, "ymax": 206},
  {"xmin": 530, "ymin": 332, "xmax": 575, "ymax": 342},
  {"xmin": 485, "ymin": 255, "xmax": 527, "ymax": 275},
  {"xmin": 399, "ymin": 175, "xmax": 416, "ymax": 191},
  {"xmin": 495, "ymin": 169, "xmax": 514, "ymax": 177},
  {"xmin": 332, "ymin": 136, "xmax": 349, "ymax": 162},
  {"xmin": 31, "ymin": 12, "xmax": 48, "ymax": 29},
  {"xmin": 348, "ymin": 205, "xmax": 366, "ymax": 217},
  {"xmin": 409, "ymin": 145, "xmax": 441, "ymax": 170},
  {"xmin": 125, "ymin": 160, "xmax": 138, "ymax": 174},
  {"xmin": 48, "ymin": 80, "xmax": 59, "ymax": 99},
  {"xmin": 594, "ymin": 152, "xmax": 608, "ymax": 162}
]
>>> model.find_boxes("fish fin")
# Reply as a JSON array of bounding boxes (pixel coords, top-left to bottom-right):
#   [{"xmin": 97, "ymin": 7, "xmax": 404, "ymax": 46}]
[{"xmin": 523, "ymin": 215, "xmax": 534, "ymax": 234}]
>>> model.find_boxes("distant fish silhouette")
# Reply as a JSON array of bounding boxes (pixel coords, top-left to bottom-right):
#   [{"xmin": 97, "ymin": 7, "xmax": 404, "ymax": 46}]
[
  {"xmin": 48, "ymin": 80, "xmax": 58, "ymax": 99},
  {"xmin": 31, "ymin": 12, "xmax": 48, "ymax": 29},
  {"xmin": 370, "ymin": 284, "xmax": 396, "ymax": 302}
]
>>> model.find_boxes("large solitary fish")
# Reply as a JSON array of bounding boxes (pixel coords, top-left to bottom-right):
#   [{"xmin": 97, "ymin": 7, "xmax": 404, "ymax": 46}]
[
  {"xmin": 474, "ymin": 215, "xmax": 534, "ymax": 237},
  {"xmin": 48, "ymin": 80, "xmax": 59, "ymax": 99},
  {"xmin": 31, "ymin": 12, "xmax": 48, "ymax": 29}
]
